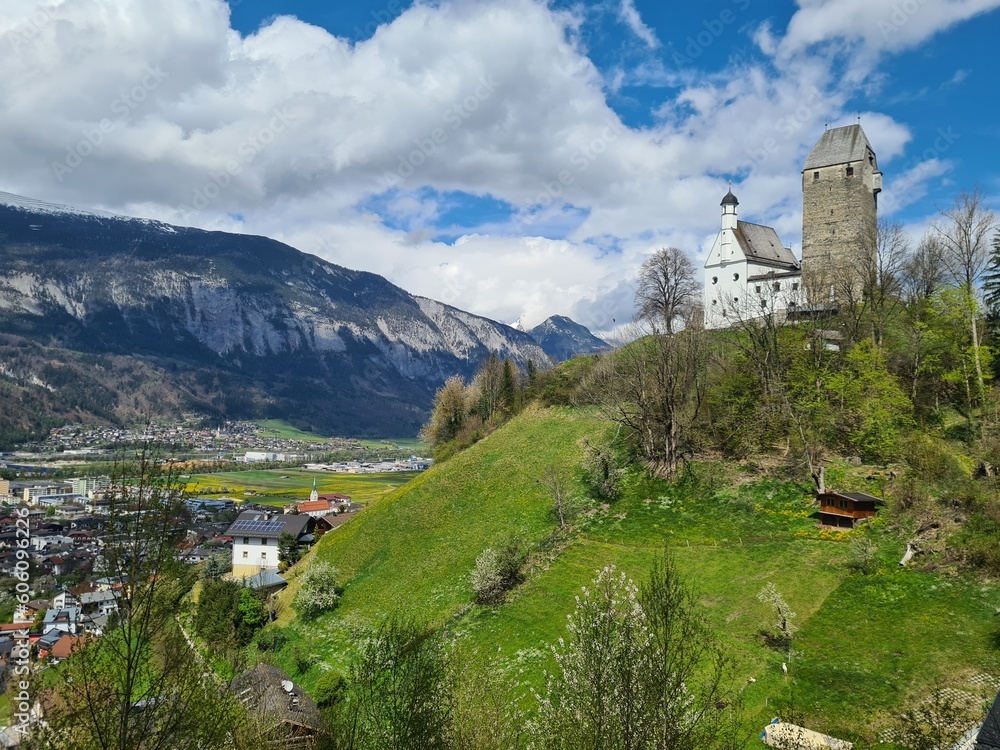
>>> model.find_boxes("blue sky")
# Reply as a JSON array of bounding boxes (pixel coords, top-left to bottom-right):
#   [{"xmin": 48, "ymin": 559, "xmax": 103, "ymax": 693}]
[{"xmin": 1, "ymin": 0, "xmax": 999, "ymax": 333}]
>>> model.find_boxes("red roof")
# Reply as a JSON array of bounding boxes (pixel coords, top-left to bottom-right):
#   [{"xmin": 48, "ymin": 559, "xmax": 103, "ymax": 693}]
[
  {"xmin": 50, "ymin": 634, "xmax": 88, "ymax": 660},
  {"xmin": 317, "ymin": 493, "xmax": 350, "ymax": 502},
  {"xmin": 296, "ymin": 499, "xmax": 333, "ymax": 514}
]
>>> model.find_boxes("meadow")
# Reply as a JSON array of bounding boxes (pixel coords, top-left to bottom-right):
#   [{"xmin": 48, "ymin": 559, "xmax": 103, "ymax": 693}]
[
  {"xmin": 261, "ymin": 405, "xmax": 1000, "ymax": 747},
  {"xmin": 184, "ymin": 468, "xmax": 421, "ymax": 505}
]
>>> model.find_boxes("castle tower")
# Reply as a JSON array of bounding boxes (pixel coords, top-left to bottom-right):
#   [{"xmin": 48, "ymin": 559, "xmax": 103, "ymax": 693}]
[{"xmin": 801, "ymin": 124, "xmax": 882, "ymax": 300}]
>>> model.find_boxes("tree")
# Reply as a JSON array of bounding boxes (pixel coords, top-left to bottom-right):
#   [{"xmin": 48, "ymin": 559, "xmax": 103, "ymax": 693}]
[
  {"xmin": 531, "ymin": 559, "xmax": 741, "ymax": 749},
  {"xmin": 470, "ymin": 536, "xmax": 526, "ymax": 605},
  {"xmin": 634, "ymin": 247, "xmax": 699, "ymax": 334},
  {"xmin": 986, "ymin": 229, "xmax": 1000, "ymax": 374},
  {"xmin": 201, "ymin": 549, "xmax": 231, "ymax": 580},
  {"xmin": 500, "ymin": 358, "xmax": 519, "ymax": 417},
  {"xmin": 332, "ymin": 617, "xmax": 451, "ymax": 750},
  {"xmin": 583, "ymin": 324, "xmax": 707, "ymax": 477},
  {"xmin": 294, "ymin": 561, "xmax": 343, "ymax": 619},
  {"xmin": 757, "ymin": 582, "xmax": 796, "ymax": 651},
  {"xmin": 277, "ymin": 530, "xmax": 303, "ymax": 571},
  {"xmin": 933, "ymin": 189, "xmax": 997, "ymax": 406},
  {"xmin": 34, "ymin": 445, "xmax": 243, "ymax": 750},
  {"xmin": 581, "ymin": 440, "xmax": 623, "ymax": 502},
  {"xmin": 420, "ymin": 376, "xmax": 470, "ymax": 449}
]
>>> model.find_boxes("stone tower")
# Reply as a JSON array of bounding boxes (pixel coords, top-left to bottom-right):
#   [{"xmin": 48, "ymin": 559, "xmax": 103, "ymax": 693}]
[{"xmin": 801, "ymin": 124, "xmax": 882, "ymax": 300}]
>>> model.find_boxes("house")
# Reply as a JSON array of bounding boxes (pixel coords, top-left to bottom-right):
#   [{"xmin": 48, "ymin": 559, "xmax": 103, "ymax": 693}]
[
  {"xmin": 229, "ymin": 664, "xmax": 325, "ymax": 748},
  {"xmin": 314, "ymin": 512, "xmax": 355, "ymax": 537},
  {"xmin": 225, "ymin": 511, "xmax": 314, "ymax": 578},
  {"xmin": 817, "ymin": 491, "xmax": 882, "ymax": 529},
  {"xmin": 977, "ymin": 688, "xmax": 1000, "ymax": 749},
  {"xmin": 14, "ymin": 599, "xmax": 49, "ymax": 623},
  {"xmin": 42, "ymin": 608, "xmax": 80, "ymax": 635},
  {"xmin": 78, "ymin": 590, "xmax": 118, "ymax": 617},
  {"xmin": 703, "ymin": 188, "xmax": 804, "ymax": 329},
  {"xmin": 244, "ymin": 569, "xmax": 288, "ymax": 595}
]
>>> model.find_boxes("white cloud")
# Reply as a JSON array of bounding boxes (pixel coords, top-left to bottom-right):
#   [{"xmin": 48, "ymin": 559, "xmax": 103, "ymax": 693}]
[
  {"xmin": 780, "ymin": 0, "xmax": 1000, "ymax": 57},
  {"xmin": 618, "ymin": 0, "xmax": 660, "ymax": 49}
]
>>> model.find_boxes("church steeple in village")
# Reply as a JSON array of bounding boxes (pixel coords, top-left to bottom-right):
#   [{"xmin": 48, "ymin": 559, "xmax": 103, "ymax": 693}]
[{"xmin": 309, "ymin": 478, "xmax": 318, "ymax": 503}]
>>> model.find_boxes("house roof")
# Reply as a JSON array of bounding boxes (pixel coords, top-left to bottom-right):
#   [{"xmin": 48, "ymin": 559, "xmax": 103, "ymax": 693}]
[
  {"xmin": 229, "ymin": 664, "xmax": 324, "ymax": 733},
  {"xmin": 820, "ymin": 491, "xmax": 883, "ymax": 505},
  {"xmin": 50, "ymin": 634, "xmax": 87, "ymax": 659},
  {"xmin": 295, "ymin": 499, "xmax": 332, "ymax": 514},
  {"xmin": 225, "ymin": 511, "xmax": 312, "ymax": 540},
  {"xmin": 244, "ymin": 569, "xmax": 287, "ymax": 590},
  {"xmin": 734, "ymin": 221, "xmax": 800, "ymax": 270},
  {"xmin": 979, "ymin": 689, "xmax": 1000, "ymax": 749},
  {"xmin": 804, "ymin": 124, "xmax": 877, "ymax": 171}
]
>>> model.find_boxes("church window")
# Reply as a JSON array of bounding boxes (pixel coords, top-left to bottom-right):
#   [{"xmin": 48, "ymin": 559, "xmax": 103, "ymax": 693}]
[
  {"xmin": 733, "ymin": 272, "xmax": 739, "ymax": 281},
  {"xmin": 773, "ymin": 282, "xmax": 781, "ymax": 292},
  {"xmin": 846, "ymin": 166, "xmax": 854, "ymax": 177},
  {"xmin": 813, "ymin": 171, "xmax": 819, "ymax": 181},
  {"xmin": 711, "ymin": 276, "xmax": 718, "ymax": 284},
  {"xmin": 733, "ymin": 297, "xmax": 739, "ymax": 303},
  {"xmin": 711, "ymin": 300, "xmax": 717, "ymax": 305}
]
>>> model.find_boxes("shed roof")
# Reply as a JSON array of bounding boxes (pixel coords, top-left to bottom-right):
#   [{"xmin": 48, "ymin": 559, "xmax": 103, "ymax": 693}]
[
  {"xmin": 229, "ymin": 664, "xmax": 324, "ymax": 733},
  {"xmin": 979, "ymin": 689, "xmax": 1000, "ymax": 749},
  {"xmin": 734, "ymin": 221, "xmax": 800, "ymax": 270},
  {"xmin": 804, "ymin": 125, "xmax": 877, "ymax": 171}
]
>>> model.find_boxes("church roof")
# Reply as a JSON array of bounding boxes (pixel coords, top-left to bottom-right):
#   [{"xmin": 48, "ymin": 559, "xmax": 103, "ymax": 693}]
[
  {"xmin": 721, "ymin": 189, "xmax": 739, "ymax": 207},
  {"xmin": 804, "ymin": 124, "xmax": 877, "ymax": 171},
  {"xmin": 734, "ymin": 221, "xmax": 800, "ymax": 270}
]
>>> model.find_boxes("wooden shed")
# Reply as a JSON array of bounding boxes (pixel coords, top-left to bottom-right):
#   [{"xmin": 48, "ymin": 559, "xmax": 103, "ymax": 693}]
[
  {"xmin": 229, "ymin": 664, "xmax": 325, "ymax": 748},
  {"xmin": 816, "ymin": 491, "xmax": 882, "ymax": 529}
]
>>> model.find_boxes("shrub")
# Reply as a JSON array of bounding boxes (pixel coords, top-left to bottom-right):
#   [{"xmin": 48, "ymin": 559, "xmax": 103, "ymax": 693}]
[
  {"xmin": 581, "ymin": 441, "xmax": 623, "ymax": 502},
  {"xmin": 255, "ymin": 628, "xmax": 287, "ymax": 652},
  {"xmin": 313, "ymin": 670, "xmax": 347, "ymax": 709},
  {"xmin": 470, "ymin": 535, "xmax": 526, "ymax": 605},
  {"xmin": 294, "ymin": 562, "xmax": 343, "ymax": 619}
]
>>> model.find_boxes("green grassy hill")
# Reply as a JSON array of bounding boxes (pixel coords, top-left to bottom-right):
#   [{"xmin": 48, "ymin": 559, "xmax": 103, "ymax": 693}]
[{"xmin": 265, "ymin": 404, "xmax": 1000, "ymax": 747}]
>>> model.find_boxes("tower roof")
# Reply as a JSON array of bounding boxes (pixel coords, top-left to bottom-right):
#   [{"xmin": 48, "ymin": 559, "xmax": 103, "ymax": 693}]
[
  {"xmin": 804, "ymin": 124, "xmax": 877, "ymax": 171},
  {"xmin": 721, "ymin": 189, "xmax": 739, "ymax": 207}
]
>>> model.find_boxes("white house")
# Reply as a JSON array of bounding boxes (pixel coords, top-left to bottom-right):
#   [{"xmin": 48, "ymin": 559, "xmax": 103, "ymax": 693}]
[
  {"xmin": 703, "ymin": 189, "xmax": 804, "ymax": 329},
  {"xmin": 226, "ymin": 511, "xmax": 314, "ymax": 578}
]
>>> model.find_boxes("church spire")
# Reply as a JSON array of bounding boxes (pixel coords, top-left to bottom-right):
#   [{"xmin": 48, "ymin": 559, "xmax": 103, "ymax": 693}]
[{"xmin": 309, "ymin": 478, "xmax": 318, "ymax": 503}]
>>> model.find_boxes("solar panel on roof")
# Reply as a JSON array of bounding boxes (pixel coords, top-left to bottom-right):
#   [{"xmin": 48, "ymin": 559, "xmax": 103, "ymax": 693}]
[{"xmin": 231, "ymin": 520, "xmax": 284, "ymax": 532}]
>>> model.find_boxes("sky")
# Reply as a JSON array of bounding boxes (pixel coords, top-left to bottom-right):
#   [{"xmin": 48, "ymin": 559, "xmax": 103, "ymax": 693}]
[{"xmin": 2, "ymin": 0, "xmax": 999, "ymax": 335}]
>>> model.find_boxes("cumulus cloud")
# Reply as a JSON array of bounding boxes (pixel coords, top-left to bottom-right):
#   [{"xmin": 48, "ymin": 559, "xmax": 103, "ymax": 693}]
[{"xmin": 0, "ymin": 0, "xmax": 990, "ymax": 330}]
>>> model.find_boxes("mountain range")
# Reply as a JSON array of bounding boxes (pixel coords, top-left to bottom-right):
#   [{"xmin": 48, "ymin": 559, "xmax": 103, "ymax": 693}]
[{"xmin": 0, "ymin": 192, "xmax": 604, "ymax": 444}]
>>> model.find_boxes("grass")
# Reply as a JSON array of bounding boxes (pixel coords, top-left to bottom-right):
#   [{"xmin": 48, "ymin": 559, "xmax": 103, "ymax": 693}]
[
  {"xmin": 257, "ymin": 406, "xmax": 1000, "ymax": 747},
  {"xmin": 253, "ymin": 420, "xmax": 337, "ymax": 442},
  {"xmin": 184, "ymin": 468, "xmax": 421, "ymax": 504}
]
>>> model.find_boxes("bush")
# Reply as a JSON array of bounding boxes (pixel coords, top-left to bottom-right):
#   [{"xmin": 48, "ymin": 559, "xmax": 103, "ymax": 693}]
[
  {"xmin": 581, "ymin": 441, "xmax": 623, "ymax": 502},
  {"xmin": 313, "ymin": 670, "xmax": 347, "ymax": 709},
  {"xmin": 470, "ymin": 535, "xmax": 526, "ymax": 605},
  {"xmin": 294, "ymin": 561, "xmax": 343, "ymax": 619},
  {"xmin": 255, "ymin": 628, "xmax": 287, "ymax": 652}
]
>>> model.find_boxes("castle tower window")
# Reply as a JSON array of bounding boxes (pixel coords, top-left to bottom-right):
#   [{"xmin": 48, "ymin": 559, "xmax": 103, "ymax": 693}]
[
  {"xmin": 755, "ymin": 284, "xmax": 761, "ymax": 293},
  {"xmin": 813, "ymin": 171, "xmax": 819, "ymax": 181},
  {"xmin": 846, "ymin": 166, "xmax": 854, "ymax": 177},
  {"xmin": 792, "ymin": 282, "xmax": 799, "ymax": 291},
  {"xmin": 773, "ymin": 282, "xmax": 781, "ymax": 292}
]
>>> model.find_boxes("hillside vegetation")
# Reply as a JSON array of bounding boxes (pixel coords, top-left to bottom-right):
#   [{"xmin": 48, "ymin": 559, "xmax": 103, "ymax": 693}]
[{"xmin": 262, "ymin": 404, "xmax": 1000, "ymax": 748}]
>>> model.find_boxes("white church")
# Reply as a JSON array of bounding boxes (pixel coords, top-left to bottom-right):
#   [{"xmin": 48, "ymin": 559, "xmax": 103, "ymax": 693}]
[{"xmin": 702, "ymin": 188, "xmax": 804, "ymax": 329}]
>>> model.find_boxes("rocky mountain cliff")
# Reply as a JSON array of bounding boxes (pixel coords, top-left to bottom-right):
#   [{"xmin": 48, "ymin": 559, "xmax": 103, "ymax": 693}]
[
  {"xmin": 0, "ymin": 193, "xmax": 549, "ymax": 442},
  {"xmin": 527, "ymin": 315, "xmax": 611, "ymax": 362}
]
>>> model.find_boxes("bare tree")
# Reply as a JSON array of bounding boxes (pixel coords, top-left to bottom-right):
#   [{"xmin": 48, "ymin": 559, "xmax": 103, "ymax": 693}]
[
  {"xmin": 634, "ymin": 247, "xmax": 698, "ymax": 333},
  {"xmin": 902, "ymin": 234, "xmax": 946, "ymax": 306},
  {"xmin": 933, "ymin": 189, "xmax": 997, "ymax": 405},
  {"xmin": 583, "ymin": 322, "xmax": 706, "ymax": 477}
]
